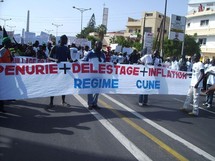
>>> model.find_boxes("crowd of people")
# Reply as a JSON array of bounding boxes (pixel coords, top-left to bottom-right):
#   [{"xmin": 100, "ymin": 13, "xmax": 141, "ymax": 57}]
[{"xmin": 0, "ymin": 34, "xmax": 215, "ymax": 116}]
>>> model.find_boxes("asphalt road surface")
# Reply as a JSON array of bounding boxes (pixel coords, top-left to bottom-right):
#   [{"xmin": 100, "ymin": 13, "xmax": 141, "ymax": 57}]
[{"xmin": 1, "ymin": 94, "xmax": 215, "ymax": 161}]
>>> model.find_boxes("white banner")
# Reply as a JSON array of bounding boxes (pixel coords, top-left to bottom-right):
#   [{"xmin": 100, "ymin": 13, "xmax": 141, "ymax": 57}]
[{"xmin": 0, "ymin": 62, "xmax": 191, "ymax": 100}]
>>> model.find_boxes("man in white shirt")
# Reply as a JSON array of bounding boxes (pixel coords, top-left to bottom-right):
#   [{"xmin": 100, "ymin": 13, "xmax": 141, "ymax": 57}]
[
  {"xmin": 170, "ymin": 56, "xmax": 179, "ymax": 70},
  {"xmin": 180, "ymin": 53, "xmax": 204, "ymax": 116},
  {"xmin": 138, "ymin": 52, "xmax": 153, "ymax": 106},
  {"xmin": 70, "ymin": 43, "xmax": 79, "ymax": 62},
  {"xmin": 203, "ymin": 59, "xmax": 215, "ymax": 108}
]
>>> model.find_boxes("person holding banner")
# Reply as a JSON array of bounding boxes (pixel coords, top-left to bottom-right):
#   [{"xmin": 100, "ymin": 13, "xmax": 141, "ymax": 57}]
[
  {"xmin": 0, "ymin": 37, "xmax": 13, "ymax": 112},
  {"xmin": 48, "ymin": 35, "xmax": 71, "ymax": 108},
  {"xmin": 180, "ymin": 53, "xmax": 204, "ymax": 116},
  {"xmin": 83, "ymin": 41, "xmax": 106, "ymax": 110},
  {"xmin": 205, "ymin": 83, "xmax": 215, "ymax": 94},
  {"xmin": 202, "ymin": 59, "xmax": 215, "ymax": 108},
  {"xmin": 138, "ymin": 52, "xmax": 153, "ymax": 106},
  {"xmin": 152, "ymin": 50, "xmax": 163, "ymax": 66}
]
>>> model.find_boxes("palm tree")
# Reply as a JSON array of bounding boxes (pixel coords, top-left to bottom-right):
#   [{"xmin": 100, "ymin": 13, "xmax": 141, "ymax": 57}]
[{"xmin": 96, "ymin": 24, "xmax": 107, "ymax": 41}]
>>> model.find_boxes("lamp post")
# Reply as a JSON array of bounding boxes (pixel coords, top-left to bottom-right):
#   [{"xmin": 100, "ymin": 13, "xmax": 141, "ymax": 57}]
[
  {"xmin": 0, "ymin": 18, "xmax": 12, "ymax": 27},
  {"xmin": 161, "ymin": 0, "xmax": 167, "ymax": 58},
  {"xmin": 52, "ymin": 23, "xmax": 63, "ymax": 37},
  {"xmin": 6, "ymin": 25, "xmax": 16, "ymax": 31},
  {"xmin": 73, "ymin": 6, "xmax": 91, "ymax": 33},
  {"xmin": 45, "ymin": 29, "xmax": 53, "ymax": 34},
  {"xmin": 45, "ymin": 29, "xmax": 53, "ymax": 41}
]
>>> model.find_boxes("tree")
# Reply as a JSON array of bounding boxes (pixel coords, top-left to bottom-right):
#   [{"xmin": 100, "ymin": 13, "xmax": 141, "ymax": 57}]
[
  {"xmin": 87, "ymin": 14, "xmax": 96, "ymax": 29},
  {"xmin": 161, "ymin": 34, "xmax": 200, "ymax": 59},
  {"xmin": 96, "ymin": 24, "xmax": 107, "ymax": 41},
  {"xmin": 76, "ymin": 26, "xmax": 95, "ymax": 38},
  {"xmin": 86, "ymin": 35, "xmax": 98, "ymax": 49},
  {"xmin": 184, "ymin": 34, "xmax": 201, "ymax": 56}
]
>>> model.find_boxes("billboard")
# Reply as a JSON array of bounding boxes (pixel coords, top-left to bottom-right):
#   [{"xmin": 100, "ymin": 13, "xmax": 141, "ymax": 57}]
[{"xmin": 168, "ymin": 14, "xmax": 186, "ymax": 42}]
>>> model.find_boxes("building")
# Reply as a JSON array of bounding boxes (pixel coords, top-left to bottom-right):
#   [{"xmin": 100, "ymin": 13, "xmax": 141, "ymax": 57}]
[
  {"xmin": 103, "ymin": 30, "xmax": 125, "ymax": 47},
  {"xmin": 124, "ymin": 11, "xmax": 170, "ymax": 45},
  {"xmin": 186, "ymin": 0, "xmax": 215, "ymax": 59}
]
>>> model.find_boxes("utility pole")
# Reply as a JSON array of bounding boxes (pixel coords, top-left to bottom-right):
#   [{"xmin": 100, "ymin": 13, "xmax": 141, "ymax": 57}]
[
  {"xmin": 160, "ymin": 0, "xmax": 167, "ymax": 58},
  {"xmin": 73, "ymin": 6, "xmax": 91, "ymax": 33},
  {"xmin": 0, "ymin": 18, "xmax": 12, "ymax": 27},
  {"xmin": 52, "ymin": 23, "xmax": 63, "ymax": 37}
]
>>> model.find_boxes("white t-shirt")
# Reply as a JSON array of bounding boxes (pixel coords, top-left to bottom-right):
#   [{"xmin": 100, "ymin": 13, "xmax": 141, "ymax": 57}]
[
  {"xmin": 70, "ymin": 47, "xmax": 80, "ymax": 61},
  {"xmin": 118, "ymin": 55, "xmax": 124, "ymax": 64},
  {"xmin": 170, "ymin": 61, "xmax": 179, "ymax": 70},
  {"xmin": 111, "ymin": 55, "xmax": 118, "ymax": 64},
  {"xmin": 205, "ymin": 66, "xmax": 215, "ymax": 85},
  {"xmin": 190, "ymin": 61, "xmax": 204, "ymax": 87},
  {"xmin": 140, "ymin": 54, "xmax": 152, "ymax": 65}
]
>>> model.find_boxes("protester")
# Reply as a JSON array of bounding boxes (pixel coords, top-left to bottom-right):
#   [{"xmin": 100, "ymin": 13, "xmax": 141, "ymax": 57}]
[
  {"xmin": 129, "ymin": 49, "xmax": 140, "ymax": 64},
  {"xmin": 24, "ymin": 44, "xmax": 36, "ymax": 57},
  {"xmin": 122, "ymin": 52, "xmax": 129, "ymax": 64},
  {"xmin": 186, "ymin": 57, "xmax": 192, "ymax": 72},
  {"xmin": 202, "ymin": 58, "xmax": 215, "ymax": 108},
  {"xmin": 83, "ymin": 45, "xmax": 90, "ymax": 58},
  {"xmin": 69, "ymin": 43, "xmax": 79, "ymax": 62},
  {"xmin": 152, "ymin": 50, "xmax": 162, "ymax": 66},
  {"xmin": 180, "ymin": 53, "xmax": 204, "ymax": 116},
  {"xmin": 138, "ymin": 51, "xmax": 153, "ymax": 106},
  {"xmin": 37, "ymin": 45, "xmax": 48, "ymax": 60},
  {"xmin": 170, "ymin": 56, "xmax": 179, "ymax": 70},
  {"xmin": 205, "ymin": 83, "xmax": 215, "ymax": 93},
  {"xmin": 48, "ymin": 35, "xmax": 71, "ymax": 108},
  {"xmin": 111, "ymin": 52, "xmax": 118, "ymax": 64},
  {"xmin": 83, "ymin": 41, "xmax": 106, "ymax": 110},
  {"xmin": 0, "ymin": 37, "xmax": 13, "ymax": 112}
]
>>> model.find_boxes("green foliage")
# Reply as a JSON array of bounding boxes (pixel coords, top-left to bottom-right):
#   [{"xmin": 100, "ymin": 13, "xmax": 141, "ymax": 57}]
[
  {"xmin": 96, "ymin": 24, "xmax": 107, "ymax": 41},
  {"xmin": 87, "ymin": 14, "xmax": 96, "ymax": 28},
  {"xmin": 86, "ymin": 35, "xmax": 98, "ymax": 49},
  {"xmin": 162, "ymin": 34, "xmax": 200, "ymax": 59},
  {"xmin": 76, "ymin": 26, "xmax": 95, "ymax": 38}
]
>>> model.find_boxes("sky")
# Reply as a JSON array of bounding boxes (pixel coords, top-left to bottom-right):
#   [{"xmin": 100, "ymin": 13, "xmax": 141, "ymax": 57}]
[{"xmin": 0, "ymin": 0, "xmax": 188, "ymax": 37}]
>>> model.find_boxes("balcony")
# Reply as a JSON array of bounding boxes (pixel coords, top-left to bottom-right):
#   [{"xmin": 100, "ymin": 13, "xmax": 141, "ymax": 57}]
[
  {"xmin": 201, "ymin": 46, "xmax": 215, "ymax": 53},
  {"xmin": 187, "ymin": 8, "xmax": 215, "ymax": 18},
  {"xmin": 186, "ymin": 28, "xmax": 215, "ymax": 36}
]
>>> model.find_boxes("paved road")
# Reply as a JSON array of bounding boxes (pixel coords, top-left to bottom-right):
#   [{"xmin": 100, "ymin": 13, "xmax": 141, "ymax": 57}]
[{"xmin": 1, "ymin": 94, "xmax": 215, "ymax": 161}]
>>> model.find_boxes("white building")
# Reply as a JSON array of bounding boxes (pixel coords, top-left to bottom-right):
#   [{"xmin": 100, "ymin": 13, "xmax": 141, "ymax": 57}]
[{"xmin": 186, "ymin": 0, "xmax": 215, "ymax": 60}]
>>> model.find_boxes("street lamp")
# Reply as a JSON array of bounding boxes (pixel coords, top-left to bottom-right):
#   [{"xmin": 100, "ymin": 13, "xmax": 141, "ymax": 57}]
[
  {"xmin": 0, "ymin": 18, "xmax": 12, "ymax": 27},
  {"xmin": 45, "ymin": 29, "xmax": 53, "ymax": 34},
  {"xmin": 6, "ymin": 25, "xmax": 16, "ymax": 31},
  {"xmin": 73, "ymin": 6, "xmax": 91, "ymax": 32},
  {"xmin": 52, "ymin": 23, "xmax": 63, "ymax": 37}
]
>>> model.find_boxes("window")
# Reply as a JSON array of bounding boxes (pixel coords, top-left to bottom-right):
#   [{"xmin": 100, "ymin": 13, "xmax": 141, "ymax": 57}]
[
  {"xmin": 146, "ymin": 13, "xmax": 153, "ymax": 17},
  {"xmin": 198, "ymin": 38, "xmax": 207, "ymax": 45},
  {"xmin": 187, "ymin": 23, "xmax": 190, "ymax": 28},
  {"xmin": 145, "ymin": 27, "xmax": 152, "ymax": 33},
  {"xmin": 129, "ymin": 29, "xmax": 133, "ymax": 33},
  {"xmin": 200, "ymin": 20, "xmax": 209, "ymax": 26}
]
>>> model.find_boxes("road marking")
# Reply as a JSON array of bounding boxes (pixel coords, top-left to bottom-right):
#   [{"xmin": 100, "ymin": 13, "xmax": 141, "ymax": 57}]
[
  {"xmin": 73, "ymin": 94, "xmax": 152, "ymax": 161},
  {"xmin": 103, "ymin": 94, "xmax": 215, "ymax": 161},
  {"xmin": 99, "ymin": 98, "xmax": 188, "ymax": 161},
  {"xmin": 174, "ymin": 98, "xmax": 215, "ymax": 115}
]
